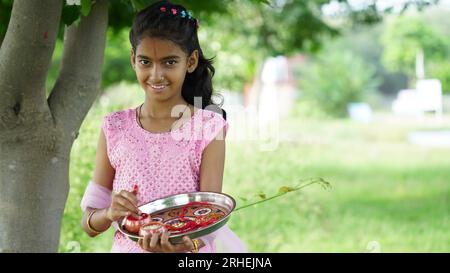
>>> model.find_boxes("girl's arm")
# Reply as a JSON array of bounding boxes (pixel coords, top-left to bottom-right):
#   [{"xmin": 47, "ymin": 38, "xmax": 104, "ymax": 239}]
[
  {"xmin": 199, "ymin": 127, "xmax": 226, "ymax": 193},
  {"xmin": 81, "ymin": 128, "xmax": 116, "ymax": 237},
  {"xmin": 197, "ymin": 128, "xmax": 226, "ymax": 248}
]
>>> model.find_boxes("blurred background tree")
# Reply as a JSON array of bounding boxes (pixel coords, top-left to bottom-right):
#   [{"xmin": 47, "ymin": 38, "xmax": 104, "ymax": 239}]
[
  {"xmin": 381, "ymin": 15, "xmax": 449, "ymax": 86},
  {"xmin": 296, "ymin": 46, "xmax": 380, "ymax": 117},
  {"xmin": 2, "ymin": 0, "xmax": 440, "ymax": 95}
]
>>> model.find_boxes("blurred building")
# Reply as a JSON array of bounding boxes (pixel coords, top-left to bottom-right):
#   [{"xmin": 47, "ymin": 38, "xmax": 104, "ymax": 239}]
[
  {"xmin": 392, "ymin": 79, "xmax": 443, "ymax": 117},
  {"xmin": 392, "ymin": 48, "xmax": 444, "ymax": 117}
]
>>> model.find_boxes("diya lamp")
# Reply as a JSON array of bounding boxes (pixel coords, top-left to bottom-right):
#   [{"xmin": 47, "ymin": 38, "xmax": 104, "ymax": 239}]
[
  {"xmin": 123, "ymin": 212, "xmax": 152, "ymax": 234},
  {"xmin": 139, "ymin": 221, "xmax": 167, "ymax": 237},
  {"xmin": 122, "ymin": 184, "xmax": 153, "ymax": 234}
]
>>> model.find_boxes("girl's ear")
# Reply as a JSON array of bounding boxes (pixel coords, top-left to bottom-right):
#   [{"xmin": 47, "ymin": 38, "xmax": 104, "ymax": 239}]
[
  {"xmin": 131, "ymin": 49, "xmax": 136, "ymax": 70},
  {"xmin": 187, "ymin": 50, "xmax": 199, "ymax": 73}
]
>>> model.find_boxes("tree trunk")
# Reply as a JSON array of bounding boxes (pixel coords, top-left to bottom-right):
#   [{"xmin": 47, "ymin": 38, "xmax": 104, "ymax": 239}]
[
  {"xmin": 0, "ymin": 0, "xmax": 108, "ymax": 252},
  {"xmin": 0, "ymin": 123, "xmax": 70, "ymax": 252}
]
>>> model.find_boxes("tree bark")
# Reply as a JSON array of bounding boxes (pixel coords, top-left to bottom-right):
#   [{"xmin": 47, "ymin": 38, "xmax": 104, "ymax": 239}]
[
  {"xmin": 0, "ymin": 0, "xmax": 61, "ymax": 130},
  {"xmin": 48, "ymin": 0, "xmax": 109, "ymax": 139},
  {"xmin": 0, "ymin": 0, "xmax": 108, "ymax": 252}
]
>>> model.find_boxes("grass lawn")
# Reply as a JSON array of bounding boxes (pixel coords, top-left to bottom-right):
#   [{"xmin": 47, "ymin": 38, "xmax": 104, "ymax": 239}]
[{"xmin": 59, "ymin": 85, "xmax": 450, "ymax": 252}]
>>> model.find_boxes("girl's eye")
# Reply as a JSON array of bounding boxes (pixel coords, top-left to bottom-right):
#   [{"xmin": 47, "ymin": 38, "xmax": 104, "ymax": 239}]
[
  {"xmin": 166, "ymin": 60, "xmax": 177, "ymax": 66},
  {"xmin": 139, "ymin": 60, "xmax": 150, "ymax": 65}
]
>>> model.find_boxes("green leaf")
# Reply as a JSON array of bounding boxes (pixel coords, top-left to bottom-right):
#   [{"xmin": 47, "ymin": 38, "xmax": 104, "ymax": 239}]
[
  {"xmin": 80, "ymin": 0, "xmax": 92, "ymax": 17},
  {"xmin": 130, "ymin": 0, "xmax": 153, "ymax": 11},
  {"xmin": 257, "ymin": 192, "xmax": 267, "ymax": 199},
  {"xmin": 249, "ymin": 0, "xmax": 271, "ymax": 6},
  {"xmin": 278, "ymin": 186, "xmax": 294, "ymax": 194},
  {"xmin": 62, "ymin": 4, "xmax": 81, "ymax": 26}
]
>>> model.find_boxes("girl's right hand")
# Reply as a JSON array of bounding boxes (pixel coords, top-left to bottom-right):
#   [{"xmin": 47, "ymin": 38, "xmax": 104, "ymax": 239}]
[{"xmin": 106, "ymin": 190, "xmax": 141, "ymax": 222}]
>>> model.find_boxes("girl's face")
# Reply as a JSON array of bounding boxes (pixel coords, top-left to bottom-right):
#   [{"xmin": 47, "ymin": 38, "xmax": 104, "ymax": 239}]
[{"xmin": 131, "ymin": 36, "xmax": 198, "ymax": 103}]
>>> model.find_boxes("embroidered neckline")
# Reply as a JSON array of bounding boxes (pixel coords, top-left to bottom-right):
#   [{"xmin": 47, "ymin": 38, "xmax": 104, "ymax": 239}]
[{"xmin": 133, "ymin": 106, "xmax": 200, "ymax": 136}]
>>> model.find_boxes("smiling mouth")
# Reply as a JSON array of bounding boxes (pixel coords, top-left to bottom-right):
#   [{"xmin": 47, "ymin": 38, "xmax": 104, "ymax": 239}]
[{"xmin": 147, "ymin": 83, "xmax": 168, "ymax": 92}]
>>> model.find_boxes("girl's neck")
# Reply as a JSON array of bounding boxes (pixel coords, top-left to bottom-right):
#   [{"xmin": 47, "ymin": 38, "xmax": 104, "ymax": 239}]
[{"xmin": 141, "ymin": 97, "xmax": 188, "ymax": 119}]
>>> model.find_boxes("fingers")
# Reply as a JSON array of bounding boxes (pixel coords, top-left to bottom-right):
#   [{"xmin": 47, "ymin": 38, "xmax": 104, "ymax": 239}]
[
  {"xmin": 138, "ymin": 232, "xmax": 193, "ymax": 253},
  {"xmin": 171, "ymin": 236, "xmax": 194, "ymax": 252},
  {"xmin": 149, "ymin": 232, "xmax": 160, "ymax": 249},
  {"xmin": 141, "ymin": 234, "xmax": 152, "ymax": 251},
  {"xmin": 181, "ymin": 236, "xmax": 194, "ymax": 252},
  {"xmin": 108, "ymin": 207, "xmax": 131, "ymax": 221},
  {"xmin": 116, "ymin": 198, "xmax": 141, "ymax": 218},
  {"xmin": 138, "ymin": 237, "xmax": 146, "ymax": 251},
  {"xmin": 160, "ymin": 231, "xmax": 173, "ymax": 252},
  {"xmin": 120, "ymin": 190, "xmax": 139, "ymax": 207},
  {"xmin": 167, "ymin": 236, "xmax": 194, "ymax": 253},
  {"xmin": 138, "ymin": 235, "xmax": 150, "ymax": 251},
  {"xmin": 139, "ymin": 232, "xmax": 162, "ymax": 252},
  {"xmin": 111, "ymin": 190, "xmax": 141, "ymax": 218}
]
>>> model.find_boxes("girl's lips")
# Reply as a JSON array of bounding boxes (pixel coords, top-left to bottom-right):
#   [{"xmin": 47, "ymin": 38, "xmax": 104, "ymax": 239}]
[{"xmin": 147, "ymin": 84, "xmax": 168, "ymax": 93}]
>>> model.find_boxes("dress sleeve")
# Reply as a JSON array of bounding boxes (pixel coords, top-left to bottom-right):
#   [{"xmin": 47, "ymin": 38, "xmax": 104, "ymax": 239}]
[
  {"xmin": 80, "ymin": 180, "xmax": 119, "ymax": 231},
  {"xmin": 102, "ymin": 111, "xmax": 127, "ymax": 169},
  {"xmin": 199, "ymin": 111, "xmax": 229, "ymax": 152},
  {"xmin": 80, "ymin": 181, "xmax": 112, "ymax": 212}
]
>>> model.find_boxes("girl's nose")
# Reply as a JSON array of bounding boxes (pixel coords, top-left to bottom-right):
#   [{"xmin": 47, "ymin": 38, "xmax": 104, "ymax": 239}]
[{"xmin": 149, "ymin": 65, "xmax": 164, "ymax": 82}]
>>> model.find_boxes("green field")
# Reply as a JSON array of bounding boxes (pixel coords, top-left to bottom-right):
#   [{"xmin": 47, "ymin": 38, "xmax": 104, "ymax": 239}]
[{"xmin": 59, "ymin": 86, "xmax": 450, "ymax": 252}]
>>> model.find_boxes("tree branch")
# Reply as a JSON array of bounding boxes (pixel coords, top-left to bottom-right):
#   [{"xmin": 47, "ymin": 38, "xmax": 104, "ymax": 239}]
[
  {"xmin": 0, "ymin": 0, "xmax": 62, "ymax": 128},
  {"xmin": 48, "ymin": 0, "xmax": 108, "ymax": 140}
]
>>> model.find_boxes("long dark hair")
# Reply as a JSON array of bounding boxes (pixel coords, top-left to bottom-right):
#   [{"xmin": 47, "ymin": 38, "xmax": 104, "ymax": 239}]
[{"xmin": 129, "ymin": 1, "xmax": 225, "ymax": 119}]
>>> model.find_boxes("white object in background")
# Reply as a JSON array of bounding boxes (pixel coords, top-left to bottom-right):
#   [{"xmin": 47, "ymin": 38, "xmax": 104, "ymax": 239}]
[
  {"xmin": 260, "ymin": 56, "xmax": 295, "ymax": 118},
  {"xmin": 66, "ymin": 0, "xmax": 81, "ymax": 5},
  {"xmin": 258, "ymin": 56, "xmax": 287, "ymax": 150},
  {"xmin": 409, "ymin": 130, "xmax": 450, "ymax": 147},
  {"xmin": 392, "ymin": 79, "xmax": 443, "ymax": 118},
  {"xmin": 416, "ymin": 79, "xmax": 443, "ymax": 117},
  {"xmin": 347, "ymin": 102, "xmax": 373, "ymax": 122},
  {"xmin": 220, "ymin": 90, "xmax": 244, "ymax": 109},
  {"xmin": 261, "ymin": 56, "xmax": 289, "ymax": 84},
  {"xmin": 416, "ymin": 48, "xmax": 425, "ymax": 80},
  {"xmin": 392, "ymin": 89, "xmax": 421, "ymax": 115}
]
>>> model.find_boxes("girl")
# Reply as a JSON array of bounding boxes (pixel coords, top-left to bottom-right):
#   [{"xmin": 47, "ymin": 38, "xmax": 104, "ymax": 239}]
[{"xmin": 80, "ymin": 1, "xmax": 246, "ymax": 253}]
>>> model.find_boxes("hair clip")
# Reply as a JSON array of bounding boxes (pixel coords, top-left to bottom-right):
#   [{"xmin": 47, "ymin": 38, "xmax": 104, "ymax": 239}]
[{"xmin": 159, "ymin": 6, "xmax": 196, "ymax": 25}]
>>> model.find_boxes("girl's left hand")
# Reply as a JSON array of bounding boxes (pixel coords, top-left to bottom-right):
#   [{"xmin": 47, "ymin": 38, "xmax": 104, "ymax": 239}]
[{"xmin": 138, "ymin": 231, "xmax": 194, "ymax": 253}]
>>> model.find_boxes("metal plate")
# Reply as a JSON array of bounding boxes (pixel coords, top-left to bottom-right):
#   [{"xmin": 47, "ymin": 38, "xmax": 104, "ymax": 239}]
[{"xmin": 117, "ymin": 191, "xmax": 236, "ymax": 244}]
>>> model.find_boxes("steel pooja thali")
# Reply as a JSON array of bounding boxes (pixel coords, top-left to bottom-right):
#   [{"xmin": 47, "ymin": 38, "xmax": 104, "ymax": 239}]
[{"xmin": 117, "ymin": 191, "xmax": 236, "ymax": 244}]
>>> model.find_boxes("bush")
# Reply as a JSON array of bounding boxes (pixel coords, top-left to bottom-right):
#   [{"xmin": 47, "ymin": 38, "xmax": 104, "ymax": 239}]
[
  {"xmin": 429, "ymin": 61, "xmax": 450, "ymax": 94},
  {"xmin": 296, "ymin": 48, "xmax": 381, "ymax": 117}
]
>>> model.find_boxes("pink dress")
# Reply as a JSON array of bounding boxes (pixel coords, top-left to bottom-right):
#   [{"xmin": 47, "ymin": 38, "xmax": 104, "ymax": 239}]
[{"xmin": 80, "ymin": 106, "xmax": 247, "ymax": 253}]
